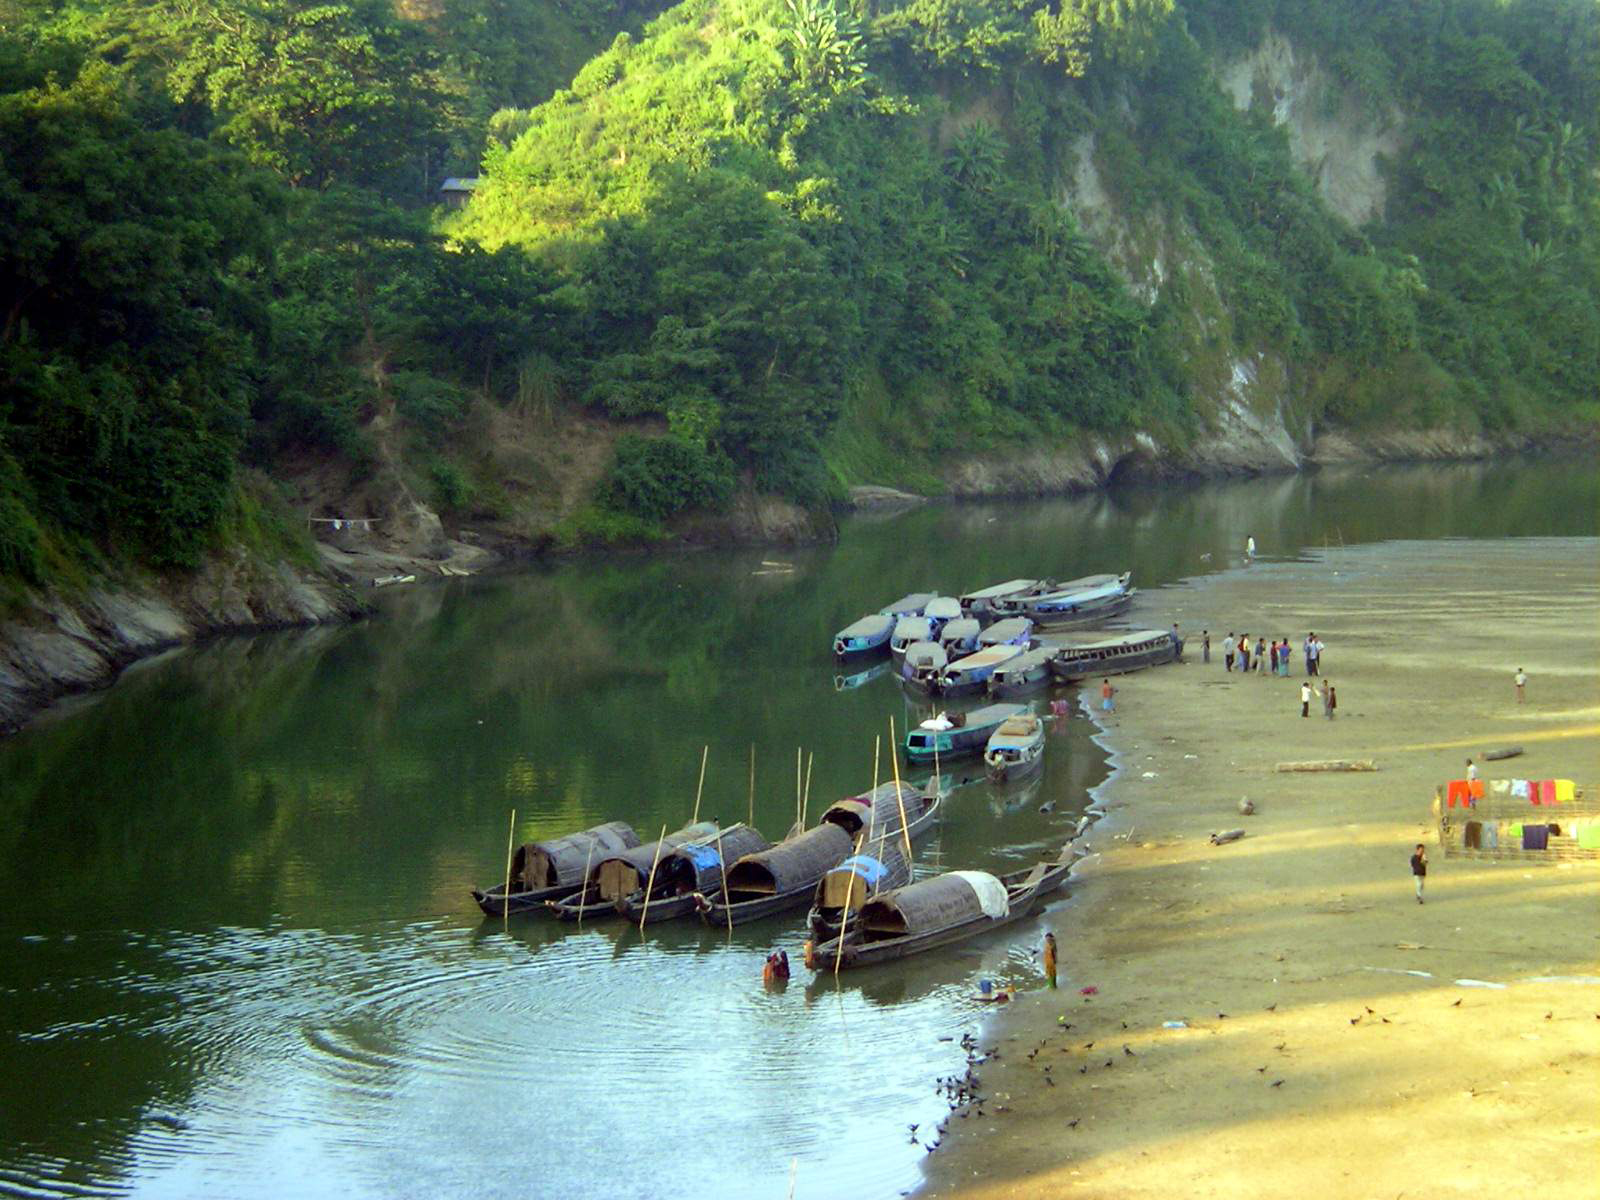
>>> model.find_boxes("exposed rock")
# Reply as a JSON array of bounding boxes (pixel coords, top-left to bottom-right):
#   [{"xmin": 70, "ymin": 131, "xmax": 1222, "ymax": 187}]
[
  {"xmin": 845, "ymin": 486, "xmax": 927, "ymax": 510},
  {"xmin": 0, "ymin": 561, "xmax": 371, "ymax": 734}
]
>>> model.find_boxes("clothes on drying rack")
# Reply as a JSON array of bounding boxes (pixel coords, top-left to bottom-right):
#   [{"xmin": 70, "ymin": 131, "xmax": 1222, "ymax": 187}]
[
  {"xmin": 1554, "ymin": 779, "xmax": 1575, "ymax": 804},
  {"xmin": 1522, "ymin": 824, "xmax": 1549, "ymax": 851},
  {"xmin": 1447, "ymin": 779, "xmax": 1471, "ymax": 807},
  {"xmin": 1538, "ymin": 779, "xmax": 1556, "ymax": 805},
  {"xmin": 1511, "ymin": 779, "xmax": 1530, "ymax": 799},
  {"xmin": 1468, "ymin": 779, "xmax": 1485, "ymax": 801}
]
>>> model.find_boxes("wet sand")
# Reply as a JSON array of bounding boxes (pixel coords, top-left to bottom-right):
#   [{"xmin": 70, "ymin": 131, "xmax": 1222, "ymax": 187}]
[{"xmin": 923, "ymin": 537, "xmax": 1600, "ymax": 1200}]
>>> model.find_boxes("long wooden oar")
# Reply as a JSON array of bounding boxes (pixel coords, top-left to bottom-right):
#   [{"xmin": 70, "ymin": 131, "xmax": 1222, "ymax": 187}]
[{"xmin": 636, "ymin": 824, "xmax": 669, "ymax": 930}]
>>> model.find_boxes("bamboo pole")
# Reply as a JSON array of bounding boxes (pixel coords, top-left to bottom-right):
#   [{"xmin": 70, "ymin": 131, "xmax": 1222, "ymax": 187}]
[
  {"xmin": 747, "ymin": 742, "xmax": 756, "ymax": 828},
  {"xmin": 716, "ymin": 822, "xmax": 733, "ymax": 935},
  {"xmin": 576, "ymin": 836, "xmax": 596, "ymax": 931},
  {"xmin": 889, "ymin": 716, "xmax": 913, "ymax": 864},
  {"xmin": 502, "ymin": 808, "xmax": 517, "ymax": 927},
  {"xmin": 872, "ymin": 735, "xmax": 880, "ymax": 795},
  {"xmin": 834, "ymin": 832, "xmax": 865, "ymax": 976},
  {"xmin": 794, "ymin": 746, "xmax": 802, "ymax": 832},
  {"xmin": 801, "ymin": 751, "xmax": 813, "ymax": 828},
  {"xmin": 691, "ymin": 744, "xmax": 709, "ymax": 826},
  {"xmin": 636, "ymin": 823, "xmax": 669, "ymax": 930}
]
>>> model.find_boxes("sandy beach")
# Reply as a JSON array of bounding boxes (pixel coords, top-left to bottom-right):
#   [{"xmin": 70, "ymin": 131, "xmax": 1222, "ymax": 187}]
[{"xmin": 923, "ymin": 537, "xmax": 1600, "ymax": 1200}]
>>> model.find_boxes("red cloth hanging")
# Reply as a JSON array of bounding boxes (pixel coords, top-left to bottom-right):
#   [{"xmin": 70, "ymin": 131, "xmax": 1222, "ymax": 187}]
[
  {"xmin": 1468, "ymin": 780, "xmax": 1485, "ymax": 802},
  {"xmin": 1447, "ymin": 780, "xmax": 1470, "ymax": 808},
  {"xmin": 1539, "ymin": 779, "xmax": 1556, "ymax": 805}
]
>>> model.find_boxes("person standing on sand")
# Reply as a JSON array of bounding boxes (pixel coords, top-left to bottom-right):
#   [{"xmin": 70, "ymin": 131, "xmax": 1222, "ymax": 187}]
[
  {"xmin": 1043, "ymin": 931, "xmax": 1058, "ymax": 988},
  {"xmin": 1255, "ymin": 637, "xmax": 1267, "ymax": 675},
  {"xmin": 1322, "ymin": 679, "xmax": 1336, "ymax": 719},
  {"xmin": 1304, "ymin": 632, "xmax": 1315, "ymax": 676},
  {"xmin": 1171, "ymin": 623, "xmax": 1183, "ymax": 661},
  {"xmin": 1279, "ymin": 637, "xmax": 1291, "ymax": 676},
  {"xmin": 1311, "ymin": 635, "xmax": 1325, "ymax": 675},
  {"xmin": 1202, "ymin": 630, "xmax": 1211, "ymax": 664},
  {"xmin": 1268, "ymin": 639, "xmax": 1279, "ymax": 675},
  {"xmin": 1301, "ymin": 681, "xmax": 1312, "ymax": 718},
  {"xmin": 1100, "ymin": 679, "xmax": 1116, "ymax": 713},
  {"xmin": 1466, "ymin": 758, "xmax": 1478, "ymax": 784},
  {"xmin": 1239, "ymin": 634, "xmax": 1251, "ymax": 673},
  {"xmin": 1515, "ymin": 667, "xmax": 1527, "ymax": 704},
  {"xmin": 1223, "ymin": 632, "xmax": 1236, "ymax": 672},
  {"xmin": 1411, "ymin": 844, "xmax": 1427, "ymax": 904},
  {"xmin": 1246, "ymin": 535, "xmax": 1256, "ymax": 561}
]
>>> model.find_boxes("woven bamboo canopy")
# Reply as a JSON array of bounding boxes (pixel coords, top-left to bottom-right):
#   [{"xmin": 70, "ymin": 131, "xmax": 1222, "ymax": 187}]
[
  {"xmin": 655, "ymin": 824, "xmax": 770, "ymax": 895},
  {"xmin": 513, "ymin": 821, "xmax": 639, "ymax": 890},
  {"xmin": 857, "ymin": 872, "xmax": 997, "ymax": 937},
  {"xmin": 725, "ymin": 823, "xmax": 854, "ymax": 897},
  {"xmin": 814, "ymin": 842, "xmax": 910, "ymax": 913},
  {"xmin": 594, "ymin": 821, "xmax": 719, "ymax": 901}
]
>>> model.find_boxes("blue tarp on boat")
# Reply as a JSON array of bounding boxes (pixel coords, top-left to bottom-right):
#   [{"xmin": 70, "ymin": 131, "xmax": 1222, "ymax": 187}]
[{"xmin": 838, "ymin": 855, "xmax": 889, "ymax": 886}]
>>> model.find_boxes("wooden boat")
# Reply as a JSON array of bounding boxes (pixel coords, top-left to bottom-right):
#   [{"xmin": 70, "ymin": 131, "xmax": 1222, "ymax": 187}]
[
  {"xmin": 696, "ymin": 781, "xmax": 940, "ymax": 927},
  {"xmin": 903, "ymin": 703, "xmax": 1030, "ymax": 763},
  {"xmin": 889, "ymin": 616, "xmax": 934, "ymax": 664},
  {"xmin": 984, "ymin": 713, "xmax": 1046, "ymax": 783},
  {"xmin": 938, "ymin": 617, "xmax": 981, "ymax": 656},
  {"xmin": 616, "ymin": 823, "xmax": 771, "ymax": 924},
  {"xmin": 805, "ymin": 840, "xmax": 1080, "ymax": 971},
  {"xmin": 833, "ymin": 613, "xmax": 894, "ymax": 659},
  {"xmin": 922, "ymin": 596, "xmax": 963, "ymax": 635},
  {"xmin": 879, "ymin": 592, "xmax": 938, "ymax": 619},
  {"xmin": 1004, "ymin": 572, "xmax": 1133, "ymax": 629},
  {"xmin": 898, "ymin": 641, "xmax": 947, "ymax": 693},
  {"xmin": 546, "ymin": 820, "xmax": 720, "ymax": 921},
  {"xmin": 1048, "ymin": 628, "xmax": 1180, "ymax": 683},
  {"xmin": 471, "ymin": 820, "xmax": 640, "ymax": 917},
  {"xmin": 987, "ymin": 644, "xmax": 1059, "ymax": 697},
  {"xmin": 959, "ymin": 579, "xmax": 1050, "ymax": 621},
  {"xmin": 936, "ymin": 643, "xmax": 1024, "ymax": 697},
  {"xmin": 805, "ymin": 841, "xmax": 911, "ymax": 942},
  {"xmin": 976, "ymin": 617, "xmax": 1034, "ymax": 650}
]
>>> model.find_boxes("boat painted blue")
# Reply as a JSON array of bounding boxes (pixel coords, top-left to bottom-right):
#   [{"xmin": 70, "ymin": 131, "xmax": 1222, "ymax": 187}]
[
  {"xmin": 939, "ymin": 618, "xmax": 981, "ymax": 655},
  {"xmin": 977, "ymin": 617, "xmax": 1034, "ymax": 649},
  {"xmin": 984, "ymin": 713, "xmax": 1046, "ymax": 783},
  {"xmin": 880, "ymin": 592, "xmax": 938, "ymax": 618},
  {"xmin": 986, "ymin": 645, "xmax": 1059, "ymax": 697},
  {"xmin": 903, "ymin": 703, "xmax": 1030, "ymax": 763},
  {"xmin": 936, "ymin": 644, "xmax": 1024, "ymax": 697},
  {"xmin": 833, "ymin": 613, "xmax": 895, "ymax": 659}
]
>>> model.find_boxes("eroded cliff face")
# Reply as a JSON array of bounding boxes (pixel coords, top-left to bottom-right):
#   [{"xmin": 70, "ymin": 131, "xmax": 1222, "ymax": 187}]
[{"xmin": 0, "ymin": 553, "xmax": 370, "ymax": 733}]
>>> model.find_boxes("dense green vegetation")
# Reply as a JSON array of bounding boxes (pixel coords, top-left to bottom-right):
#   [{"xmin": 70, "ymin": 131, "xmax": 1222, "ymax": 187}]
[{"xmin": 0, "ymin": 0, "xmax": 1596, "ymax": 584}]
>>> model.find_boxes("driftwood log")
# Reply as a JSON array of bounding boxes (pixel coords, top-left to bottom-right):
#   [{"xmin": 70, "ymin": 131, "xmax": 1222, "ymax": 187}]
[
  {"xmin": 1209, "ymin": 829, "xmax": 1246, "ymax": 845},
  {"xmin": 1274, "ymin": 759, "xmax": 1376, "ymax": 773},
  {"xmin": 1482, "ymin": 746, "xmax": 1525, "ymax": 761}
]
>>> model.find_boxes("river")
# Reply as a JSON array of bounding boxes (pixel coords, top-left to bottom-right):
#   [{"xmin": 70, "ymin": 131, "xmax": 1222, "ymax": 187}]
[{"xmin": 0, "ymin": 461, "xmax": 1594, "ymax": 1199}]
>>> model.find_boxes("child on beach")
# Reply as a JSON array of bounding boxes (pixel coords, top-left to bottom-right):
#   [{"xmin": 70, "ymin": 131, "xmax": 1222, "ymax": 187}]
[
  {"xmin": 1100, "ymin": 679, "xmax": 1116, "ymax": 712},
  {"xmin": 1515, "ymin": 668, "xmax": 1527, "ymax": 703},
  {"xmin": 1300, "ymin": 681, "xmax": 1312, "ymax": 718}
]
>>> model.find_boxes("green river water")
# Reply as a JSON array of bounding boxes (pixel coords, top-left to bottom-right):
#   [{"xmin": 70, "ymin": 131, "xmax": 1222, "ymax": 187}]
[{"xmin": 0, "ymin": 461, "xmax": 1595, "ymax": 1200}]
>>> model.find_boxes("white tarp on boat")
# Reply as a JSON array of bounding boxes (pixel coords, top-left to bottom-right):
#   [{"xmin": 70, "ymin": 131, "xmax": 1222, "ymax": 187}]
[{"xmin": 948, "ymin": 870, "xmax": 1009, "ymax": 919}]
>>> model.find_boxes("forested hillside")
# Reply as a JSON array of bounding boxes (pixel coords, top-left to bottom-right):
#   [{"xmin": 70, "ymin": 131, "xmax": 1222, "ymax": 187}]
[{"xmin": 1, "ymin": 0, "xmax": 1596, "ymax": 591}]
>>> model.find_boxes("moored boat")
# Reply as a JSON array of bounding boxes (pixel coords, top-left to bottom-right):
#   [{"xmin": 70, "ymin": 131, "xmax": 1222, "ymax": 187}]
[
  {"xmin": 805, "ymin": 841, "xmax": 911, "ymax": 942},
  {"xmin": 1006, "ymin": 572, "xmax": 1133, "ymax": 629},
  {"xmin": 976, "ymin": 617, "xmax": 1034, "ymax": 649},
  {"xmin": 936, "ymin": 643, "xmax": 1024, "ymax": 697},
  {"xmin": 694, "ymin": 823, "xmax": 856, "ymax": 927},
  {"xmin": 986, "ymin": 644, "xmax": 1059, "ymax": 697},
  {"xmin": 879, "ymin": 592, "xmax": 938, "ymax": 619},
  {"xmin": 903, "ymin": 703, "xmax": 1030, "ymax": 763},
  {"xmin": 472, "ymin": 820, "xmax": 640, "ymax": 917},
  {"xmin": 938, "ymin": 617, "xmax": 981, "ymax": 656},
  {"xmin": 899, "ymin": 641, "xmax": 948, "ymax": 693},
  {"xmin": 1048, "ymin": 628, "xmax": 1180, "ymax": 683},
  {"xmin": 617, "ymin": 823, "xmax": 772, "ymax": 924},
  {"xmin": 546, "ymin": 820, "xmax": 720, "ymax": 921},
  {"xmin": 983, "ymin": 713, "xmax": 1046, "ymax": 783},
  {"xmin": 804, "ymin": 838, "xmax": 1082, "ymax": 970},
  {"xmin": 834, "ymin": 660, "xmax": 892, "ymax": 691},
  {"xmin": 959, "ymin": 579, "xmax": 1050, "ymax": 622},
  {"xmin": 833, "ymin": 613, "xmax": 894, "ymax": 659},
  {"xmin": 922, "ymin": 596, "xmax": 962, "ymax": 635},
  {"xmin": 889, "ymin": 616, "xmax": 934, "ymax": 663}
]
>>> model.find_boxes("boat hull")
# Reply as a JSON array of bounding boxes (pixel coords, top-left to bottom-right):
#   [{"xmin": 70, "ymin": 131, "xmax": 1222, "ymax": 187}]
[
  {"xmin": 985, "ymin": 748, "xmax": 1044, "ymax": 784},
  {"xmin": 697, "ymin": 885, "xmax": 815, "ymax": 927},
  {"xmin": 987, "ymin": 665, "xmax": 1054, "ymax": 698},
  {"xmin": 546, "ymin": 886, "xmax": 620, "ymax": 922},
  {"xmin": 1049, "ymin": 638, "xmax": 1180, "ymax": 683},
  {"xmin": 472, "ymin": 881, "xmax": 579, "ymax": 918},
  {"xmin": 618, "ymin": 892, "xmax": 703, "ymax": 925},
  {"xmin": 1025, "ymin": 591, "xmax": 1134, "ymax": 629}
]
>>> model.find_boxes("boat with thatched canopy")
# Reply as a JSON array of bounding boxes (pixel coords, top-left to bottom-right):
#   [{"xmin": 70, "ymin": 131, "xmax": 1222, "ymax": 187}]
[
  {"xmin": 804, "ymin": 839, "xmax": 1081, "ymax": 971},
  {"xmin": 546, "ymin": 821, "xmax": 720, "ymax": 921},
  {"xmin": 984, "ymin": 713, "xmax": 1046, "ymax": 783},
  {"xmin": 695, "ymin": 823, "xmax": 856, "ymax": 927},
  {"xmin": 805, "ymin": 841, "xmax": 911, "ymax": 941},
  {"xmin": 695, "ymin": 780, "xmax": 941, "ymax": 926},
  {"xmin": 471, "ymin": 820, "xmax": 640, "ymax": 917},
  {"xmin": 1048, "ymin": 628, "xmax": 1179, "ymax": 683},
  {"xmin": 613, "ymin": 823, "xmax": 771, "ymax": 924}
]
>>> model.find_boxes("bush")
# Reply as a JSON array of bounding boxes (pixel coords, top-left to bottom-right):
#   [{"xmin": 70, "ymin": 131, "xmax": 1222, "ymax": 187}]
[{"xmin": 602, "ymin": 435, "xmax": 735, "ymax": 520}]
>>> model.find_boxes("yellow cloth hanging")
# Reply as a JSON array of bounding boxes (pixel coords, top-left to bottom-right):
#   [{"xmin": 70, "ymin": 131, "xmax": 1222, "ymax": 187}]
[{"xmin": 1554, "ymin": 779, "xmax": 1575, "ymax": 804}]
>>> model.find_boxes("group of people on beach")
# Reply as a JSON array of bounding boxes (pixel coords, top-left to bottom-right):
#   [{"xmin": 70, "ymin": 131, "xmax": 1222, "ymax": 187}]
[{"xmin": 1197, "ymin": 629, "xmax": 1335, "ymax": 717}]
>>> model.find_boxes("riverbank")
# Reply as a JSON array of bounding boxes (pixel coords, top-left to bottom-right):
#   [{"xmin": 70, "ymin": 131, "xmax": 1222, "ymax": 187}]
[{"xmin": 923, "ymin": 537, "xmax": 1600, "ymax": 1200}]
